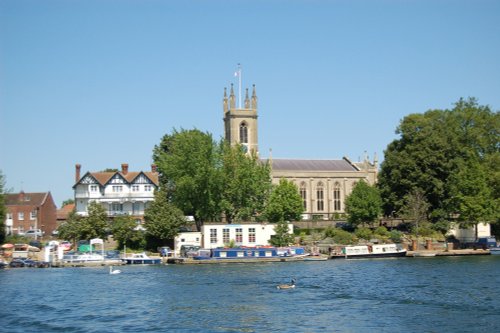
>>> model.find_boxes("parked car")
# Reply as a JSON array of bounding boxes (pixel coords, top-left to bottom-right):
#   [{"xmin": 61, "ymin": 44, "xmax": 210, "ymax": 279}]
[
  {"xmin": 25, "ymin": 229, "xmax": 44, "ymax": 238},
  {"xmin": 158, "ymin": 246, "xmax": 174, "ymax": 257}
]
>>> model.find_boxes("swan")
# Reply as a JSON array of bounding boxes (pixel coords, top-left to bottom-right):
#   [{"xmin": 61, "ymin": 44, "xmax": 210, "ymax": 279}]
[
  {"xmin": 277, "ymin": 278, "xmax": 295, "ymax": 290},
  {"xmin": 109, "ymin": 266, "xmax": 121, "ymax": 275}
]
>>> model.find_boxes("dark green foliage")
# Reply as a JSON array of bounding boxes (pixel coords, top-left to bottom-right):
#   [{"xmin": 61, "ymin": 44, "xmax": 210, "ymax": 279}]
[
  {"xmin": 112, "ymin": 215, "xmax": 146, "ymax": 249},
  {"xmin": 219, "ymin": 142, "xmax": 272, "ymax": 223},
  {"xmin": 378, "ymin": 98, "xmax": 499, "ymax": 228},
  {"xmin": 153, "ymin": 128, "xmax": 221, "ymax": 229},
  {"xmin": 355, "ymin": 227, "xmax": 373, "ymax": 241},
  {"xmin": 269, "ymin": 221, "xmax": 295, "ymax": 247},
  {"xmin": 324, "ymin": 227, "xmax": 354, "ymax": 245},
  {"xmin": 144, "ymin": 190, "xmax": 186, "ymax": 243},
  {"xmin": 345, "ymin": 180, "xmax": 382, "ymax": 226},
  {"xmin": 264, "ymin": 178, "xmax": 304, "ymax": 223},
  {"xmin": 58, "ymin": 203, "xmax": 108, "ymax": 244}
]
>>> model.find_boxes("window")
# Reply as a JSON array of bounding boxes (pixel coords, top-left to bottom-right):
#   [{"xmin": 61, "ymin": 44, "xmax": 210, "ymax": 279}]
[
  {"xmin": 239, "ymin": 122, "xmax": 248, "ymax": 144},
  {"xmin": 132, "ymin": 202, "xmax": 141, "ymax": 214},
  {"xmin": 210, "ymin": 229, "xmax": 217, "ymax": 244},
  {"xmin": 333, "ymin": 182, "xmax": 341, "ymax": 211},
  {"xmin": 316, "ymin": 182, "xmax": 324, "ymax": 211},
  {"xmin": 30, "ymin": 210, "xmax": 37, "ymax": 220},
  {"xmin": 112, "ymin": 186, "xmax": 123, "ymax": 192},
  {"xmin": 235, "ymin": 228, "xmax": 243, "ymax": 243},
  {"xmin": 300, "ymin": 182, "xmax": 307, "ymax": 210},
  {"xmin": 90, "ymin": 185, "xmax": 98, "ymax": 192},
  {"xmin": 111, "ymin": 203, "xmax": 123, "ymax": 212},
  {"xmin": 18, "ymin": 212, "xmax": 24, "ymax": 220},
  {"xmin": 223, "ymin": 228, "xmax": 230, "ymax": 244},
  {"xmin": 7, "ymin": 213, "xmax": 12, "ymax": 220},
  {"xmin": 132, "ymin": 185, "xmax": 139, "ymax": 192},
  {"xmin": 144, "ymin": 185, "xmax": 152, "ymax": 192},
  {"xmin": 248, "ymin": 228, "xmax": 256, "ymax": 243}
]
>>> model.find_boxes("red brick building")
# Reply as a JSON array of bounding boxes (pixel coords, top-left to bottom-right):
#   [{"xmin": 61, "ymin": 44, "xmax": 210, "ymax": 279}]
[{"xmin": 4, "ymin": 191, "xmax": 57, "ymax": 236}]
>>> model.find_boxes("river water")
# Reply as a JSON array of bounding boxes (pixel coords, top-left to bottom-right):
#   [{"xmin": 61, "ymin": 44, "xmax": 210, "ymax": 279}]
[{"xmin": 1, "ymin": 255, "xmax": 499, "ymax": 332}]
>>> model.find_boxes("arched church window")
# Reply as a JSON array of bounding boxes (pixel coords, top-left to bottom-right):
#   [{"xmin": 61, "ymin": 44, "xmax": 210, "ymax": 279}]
[
  {"xmin": 300, "ymin": 182, "xmax": 307, "ymax": 210},
  {"xmin": 333, "ymin": 182, "xmax": 341, "ymax": 211},
  {"xmin": 316, "ymin": 182, "xmax": 324, "ymax": 211},
  {"xmin": 239, "ymin": 122, "xmax": 248, "ymax": 144}
]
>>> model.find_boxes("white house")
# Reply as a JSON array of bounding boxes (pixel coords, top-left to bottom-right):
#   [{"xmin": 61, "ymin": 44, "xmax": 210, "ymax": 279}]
[
  {"xmin": 447, "ymin": 222, "xmax": 492, "ymax": 243},
  {"xmin": 200, "ymin": 222, "xmax": 294, "ymax": 249},
  {"xmin": 73, "ymin": 163, "xmax": 159, "ymax": 224}
]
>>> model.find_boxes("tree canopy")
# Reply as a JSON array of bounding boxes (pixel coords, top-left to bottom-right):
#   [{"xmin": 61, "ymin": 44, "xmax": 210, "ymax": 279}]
[
  {"xmin": 264, "ymin": 178, "xmax": 304, "ymax": 223},
  {"xmin": 378, "ymin": 98, "xmax": 499, "ymax": 225},
  {"xmin": 153, "ymin": 128, "xmax": 272, "ymax": 224},
  {"xmin": 345, "ymin": 180, "xmax": 382, "ymax": 227},
  {"xmin": 143, "ymin": 189, "xmax": 187, "ymax": 242}
]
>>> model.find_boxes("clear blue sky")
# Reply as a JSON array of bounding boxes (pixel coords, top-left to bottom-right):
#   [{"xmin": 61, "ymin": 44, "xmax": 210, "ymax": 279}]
[{"xmin": 1, "ymin": 0, "xmax": 499, "ymax": 207}]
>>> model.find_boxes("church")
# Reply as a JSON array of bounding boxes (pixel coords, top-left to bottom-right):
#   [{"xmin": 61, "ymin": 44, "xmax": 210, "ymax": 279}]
[{"xmin": 223, "ymin": 84, "xmax": 378, "ymax": 221}]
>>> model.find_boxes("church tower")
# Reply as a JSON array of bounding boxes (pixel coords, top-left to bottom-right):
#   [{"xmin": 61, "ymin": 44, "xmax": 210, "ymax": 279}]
[{"xmin": 223, "ymin": 83, "xmax": 259, "ymax": 155}]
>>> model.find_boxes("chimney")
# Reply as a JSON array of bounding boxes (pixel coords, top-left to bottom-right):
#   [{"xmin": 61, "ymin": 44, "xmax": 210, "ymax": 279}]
[
  {"xmin": 75, "ymin": 164, "xmax": 81, "ymax": 183},
  {"xmin": 151, "ymin": 164, "xmax": 157, "ymax": 173},
  {"xmin": 19, "ymin": 190, "xmax": 25, "ymax": 202},
  {"xmin": 121, "ymin": 163, "xmax": 129, "ymax": 175}
]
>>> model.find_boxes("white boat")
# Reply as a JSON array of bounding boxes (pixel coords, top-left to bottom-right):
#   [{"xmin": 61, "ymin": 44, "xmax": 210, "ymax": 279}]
[
  {"xmin": 64, "ymin": 253, "xmax": 105, "ymax": 263},
  {"xmin": 489, "ymin": 247, "xmax": 500, "ymax": 255},
  {"xmin": 331, "ymin": 244, "xmax": 407, "ymax": 259},
  {"xmin": 122, "ymin": 252, "xmax": 161, "ymax": 265}
]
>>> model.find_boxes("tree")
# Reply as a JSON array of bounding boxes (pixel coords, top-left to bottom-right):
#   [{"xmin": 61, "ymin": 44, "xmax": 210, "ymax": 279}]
[
  {"xmin": 399, "ymin": 188, "xmax": 430, "ymax": 238},
  {"xmin": 144, "ymin": 190, "xmax": 186, "ymax": 243},
  {"xmin": 153, "ymin": 128, "xmax": 221, "ymax": 229},
  {"xmin": 112, "ymin": 215, "xmax": 145, "ymax": 249},
  {"xmin": 58, "ymin": 210, "xmax": 84, "ymax": 246},
  {"xmin": 264, "ymin": 178, "xmax": 304, "ymax": 223},
  {"xmin": 269, "ymin": 221, "xmax": 295, "ymax": 247},
  {"xmin": 80, "ymin": 201, "xmax": 109, "ymax": 240},
  {"xmin": 219, "ymin": 142, "xmax": 272, "ymax": 223},
  {"xmin": 378, "ymin": 98, "xmax": 499, "ymax": 224},
  {"xmin": 345, "ymin": 180, "xmax": 382, "ymax": 227},
  {"xmin": 0, "ymin": 171, "xmax": 7, "ymax": 243},
  {"xmin": 447, "ymin": 159, "xmax": 496, "ymax": 238},
  {"xmin": 61, "ymin": 198, "xmax": 75, "ymax": 207}
]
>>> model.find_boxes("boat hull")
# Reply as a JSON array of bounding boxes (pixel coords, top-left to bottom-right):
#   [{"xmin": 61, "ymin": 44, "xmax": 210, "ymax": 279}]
[
  {"xmin": 124, "ymin": 259, "xmax": 161, "ymax": 265},
  {"xmin": 489, "ymin": 248, "xmax": 500, "ymax": 255},
  {"xmin": 331, "ymin": 251, "xmax": 407, "ymax": 259}
]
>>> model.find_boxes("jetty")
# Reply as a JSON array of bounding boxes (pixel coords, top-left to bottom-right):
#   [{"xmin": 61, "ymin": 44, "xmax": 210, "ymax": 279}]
[{"xmin": 407, "ymin": 249, "xmax": 491, "ymax": 257}]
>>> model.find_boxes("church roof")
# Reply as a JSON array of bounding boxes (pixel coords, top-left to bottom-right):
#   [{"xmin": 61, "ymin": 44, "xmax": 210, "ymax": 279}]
[{"xmin": 267, "ymin": 159, "xmax": 358, "ymax": 172}]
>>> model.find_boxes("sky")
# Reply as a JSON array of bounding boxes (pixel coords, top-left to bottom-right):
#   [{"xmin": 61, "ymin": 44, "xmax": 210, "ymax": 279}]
[{"xmin": 1, "ymin": 0, "xmax": 499, "ymax": 208}]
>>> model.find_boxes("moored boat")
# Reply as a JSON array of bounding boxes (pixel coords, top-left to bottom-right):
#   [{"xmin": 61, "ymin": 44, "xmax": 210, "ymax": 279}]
[
  {"xmin": 330, "ymin": 244, "xmax": 407, "ymax": 259},
  {"xmin": 122, "ymin": 252, "xmax": 161, "ymax": 265},
  {"xmin": 489, "ymin": 247, "xmax": 500, "ymax": 255}
]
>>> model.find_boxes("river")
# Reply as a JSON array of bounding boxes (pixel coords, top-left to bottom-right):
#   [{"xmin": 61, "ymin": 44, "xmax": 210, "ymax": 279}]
[{"xmin": 1, "ymin": 255, "xmax": 499, "ymax": 332}]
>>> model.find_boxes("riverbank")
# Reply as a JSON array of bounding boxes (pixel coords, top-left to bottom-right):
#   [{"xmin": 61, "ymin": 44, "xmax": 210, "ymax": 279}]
[{"xmin": 407, "ymin": 248, "xmax": 491, "ymax": 257}]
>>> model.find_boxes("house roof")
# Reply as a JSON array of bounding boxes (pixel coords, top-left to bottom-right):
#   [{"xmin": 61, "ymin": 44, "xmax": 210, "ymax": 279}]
[
  {"xmin": 5, "ymin": 192, "xmax": 50, "ymax": 206},
  {"xmin": 266, "ymin": 158, "xmax": 359, "ymax": 172},
  {"xmin": 57, "ymin": 203, "xmax": 75, "ymax": 220},
  {"xmin": 74, "ymin": 170, "xmax": 159, "ymax": 187}
]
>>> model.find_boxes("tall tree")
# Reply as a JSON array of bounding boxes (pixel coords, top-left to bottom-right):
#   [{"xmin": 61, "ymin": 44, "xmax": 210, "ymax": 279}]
[
  {"xmin": 345, "ymin": 180, "xmax": 382, "ymax": 227},
  {"xmin": 219, "ymin": 142, "xmax": 272, "ymax": 223},
  {"xmin": 144, "ymin": 190, "xmax": 186, "ymax": 243},
  {"xmin": 153, "ymin": 128, "xmax": 221, "ymax": 229},
  {"xmin": 378, "ymin": 98, "xmax": 499, "ymax": 223},
  {"xmin": 269, "ymin": 221, "xmax": 295, "ymax": 247},
  {"xmin": 112, "ymin": 215, "xmax": 145, "ymax": 249},
  {"xmin": 399, "ymin": 188, "xmax": 431, "ymax": 237},
  {"xmin": 81, "ymin": 201, "xmax": 109, "ymax": 240},
  {"xmin": 447, "ymin": 158, "xmax": 496, "ymax": 237},
  {"xmin": 264, "ymin": 178, "xmax": 304, "ymax": 223}
]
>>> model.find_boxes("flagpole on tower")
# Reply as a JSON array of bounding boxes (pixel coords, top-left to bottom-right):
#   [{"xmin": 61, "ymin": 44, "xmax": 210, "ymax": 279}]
[{"xmin": 235, "ymin": 63, "xmax": 242, "ymax": 108}]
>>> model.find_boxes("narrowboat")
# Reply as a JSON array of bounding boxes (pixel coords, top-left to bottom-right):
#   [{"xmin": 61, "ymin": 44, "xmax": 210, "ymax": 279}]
[
  {"xmin": 330, "ymin": 244, "xmax": 407, "ymax": 259},
  {"xmin": 194, "ymin": 247, "xmax": 280, "ymax": 260}
]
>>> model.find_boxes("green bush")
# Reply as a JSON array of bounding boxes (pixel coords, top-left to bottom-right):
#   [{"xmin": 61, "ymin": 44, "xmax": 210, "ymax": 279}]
[
  {"xmin": 324, "ymin": 227, "xmax": 354, "ymax": 245},
  {"xmin": 374, "ymin": 226, "xmax": 390, "ymax": 237},
  {"xmin": 389, "ymin": 230, "xmax": 403, "ymax": 243},
  {"xmin": 355, "ymin": 227, "xmax": 373, "ymax": 241}
]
